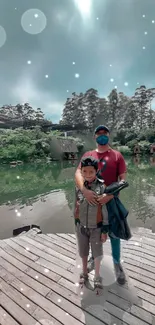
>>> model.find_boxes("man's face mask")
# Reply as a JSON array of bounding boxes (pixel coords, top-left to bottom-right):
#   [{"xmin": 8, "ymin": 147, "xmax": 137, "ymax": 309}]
[{"xmin": 96, "ymin": 134, "xmax": 109, "ymax": 145}]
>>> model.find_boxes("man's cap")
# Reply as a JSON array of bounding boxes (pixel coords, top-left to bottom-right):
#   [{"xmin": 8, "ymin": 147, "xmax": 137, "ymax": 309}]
[
  {"xmin": 81, "ymin": 156, "xmax": 98, "ymax": 170},
  {"xmin": 94, "ymin": 125, "xmax": 110, "ymax": 134}
]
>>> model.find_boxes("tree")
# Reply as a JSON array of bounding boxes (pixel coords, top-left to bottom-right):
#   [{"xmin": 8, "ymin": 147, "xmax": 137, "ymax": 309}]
[
  {"xmin": 132, "ymin": 86, "xmax": 150, "ymax": 130},
  {"xmin": 146, "ymin": 88, "xmax": 155, "ymax": 128},
  {"xmin": 72, "ymin": 92, "xmax": 87, "ymax": 127},
  {"xmin": 83, "ymin": 88, "xmax": 99, "ymax": 130},
  {"xmin": 96, "ymin": 98, "xmax": 109, "ymax": 126},
  {"xmin": 107, "ymin": 89, "xmax": 119, "ymax": 131},
  {"xmin": 0, "ymin": 103, "xmax": 47, "ymax": 129},
  {"xmin": 61, "ymin": 97, "xmax": 74, "ymax": 125}
]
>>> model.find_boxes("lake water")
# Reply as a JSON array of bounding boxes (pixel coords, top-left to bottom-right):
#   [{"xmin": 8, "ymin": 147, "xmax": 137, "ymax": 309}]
[{"xmin": 1, "ymin": 156, "xmax": 155, "ymax": 239}]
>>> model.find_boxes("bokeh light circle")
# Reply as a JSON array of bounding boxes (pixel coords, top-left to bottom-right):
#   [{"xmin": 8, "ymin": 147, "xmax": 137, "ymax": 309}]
[
  {"xmin": 0, "ymin": 26, "xmax": 7, "ymax": 48},
  {"xmin": 97, "ymin": 254, "xmax": 116, "ymax": 287},
  {"xmin": 21, "ymin": 9, "xmax": 47, "ymax": 35}
]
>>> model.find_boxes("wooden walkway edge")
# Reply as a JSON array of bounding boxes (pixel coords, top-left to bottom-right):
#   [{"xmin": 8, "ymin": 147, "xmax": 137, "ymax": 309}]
[{"xmin": 0, "ymin": 227, "xmax": 155, "ymax": 325}]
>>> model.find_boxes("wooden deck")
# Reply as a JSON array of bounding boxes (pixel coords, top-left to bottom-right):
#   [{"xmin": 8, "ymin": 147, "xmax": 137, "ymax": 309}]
[{"xmin": 0, "ymin": 227, "xmax": 155, "ymax": 325}]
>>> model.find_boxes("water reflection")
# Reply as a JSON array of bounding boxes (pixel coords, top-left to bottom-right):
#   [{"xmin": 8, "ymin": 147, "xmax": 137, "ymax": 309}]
[{"xmin": 0, "ymin": 157, "xmax": 155, "ymax": 239}]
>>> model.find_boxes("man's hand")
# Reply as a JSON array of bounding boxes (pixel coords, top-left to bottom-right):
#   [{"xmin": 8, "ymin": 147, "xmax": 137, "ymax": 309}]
[
  {"xmin": 97, "ymin": 193, "xmax": 113, "ymax": 205},
  {"xmin": 82, "ymin": 187, "xmax": 98, "ymax": 205}
]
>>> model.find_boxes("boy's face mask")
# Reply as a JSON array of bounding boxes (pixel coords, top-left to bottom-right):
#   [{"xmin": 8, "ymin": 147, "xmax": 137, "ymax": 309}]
[{"xmin": 96, "ymin": 134, "xmax": 109, "ymax": 145}]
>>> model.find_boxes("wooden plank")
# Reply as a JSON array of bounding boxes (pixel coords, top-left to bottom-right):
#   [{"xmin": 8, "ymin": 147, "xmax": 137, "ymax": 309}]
[
  {"xmin": 47, "ymin": 290, "xmax": 107, "ymax": 325},
  {"xmin": 26, "ymin": 267, "xmax": 82, "ymax": 296},
  {"xmin": 124, "ymin": 248, "xmax": 155, "ymax": 264},
  {"xmin": 32, "ymin": 306, "xmax": 62, "ymax": 325},
  {"xmin": 0, "ymin": 245, "xmax": 61, "ymax": 283},
  {"xmin": 123, "ymin": 252, "xmax": 155, "ymax": 268},
  {"xmin": 0, "ymin": 262, "xmax": 50, "ymax": 297},
  {"xmin": 0, "ymin": 291, "xmax": 40, "ymax": 325},
  {"xmin": 124, "ymin": 245, "xmax": 155, "ymax": 258},
  {"xmin": 0, "ymin": 279, "xmax": 37, "ymax": 315},
  {"xmin": 58, "ymin": 277, "xmax": 80, "ymax": 294},
  {"xmin": 1, "ymin": 261, "xmax": 104, "ymax": 324},
  {"xmin": 55, "ymin": 272, "xmax": 153, "ymax": 324},
  {"xmin": 27, "ymin": 233, "xmax": 75, "ymax": 263},
  {"xmin": 0, "ymin": 306, "xmax": 20, "ymax": 325},
  {"xmin": 104, "ymin": 301, "xmax": 151, "ymax": 325},
  {"xmin": 45, "ymin": 234, "xmax": 76, "ymax": 253},
  {"xmin": 44, "ymin": 233, "xmax": 76, "ymax": 249},
  {"xmin": 132, "ymin": 284, "xmax": 155, "ymax": 305},
  {"xmin": 131, "ymin": 236, "xmax": 155, "ymax": 248},
  {"xmin": 56, "ymin": 233, "xmax": 76, "ymax": 245},
  {"xmin": 106, "ymin": 292, "xmax": 152, "ymax": 324},
  {"xmin": 125, "ymin": 262, "xmax": 155, "ymax": 281},
  {"xmin": 126, "ymin": 268, "xmax": 155, "ymax": 288},
  {"xmin": 109, "ymin": 284, "xmax": 155, "ymax": 316},
  {"xmin": 130, "ymin": 278, "xmax": 155, "ymax": 300},
  {"xmin": 2, "ymin": 238, "xmax": 39, "ymax": 262},
  {"xmin": 67, "ymin": 234, "xmax": 76, "ymax": 239},
  {"xmin": 36, "ymin": 257, "xmax": 75, "ymax": 282},
  {"xmin": 3, "ymin": 278, "xmax": 85, "ymax": 325},
  {"xmin": 46, "ymin": 281, "xmax": 128, "ymax": 324},
  {"xmin": 125, "ymin": 241, "xmax": 155, "ymax": 254},
  {"xmin": 0, "ymin": 252, "xmax": 29, "ymax": 273},
  {"xmin": 10, "ymin": 237, "xmax": 73, "ymax": 270},
  {"xmin": 1, "ymin": 230, "xmax": 155, "ymax": 325},
  {"xmin": 123, "ymin": 257, "xmax": 155, "ymax": 275},
  {"xmin": 133, "ymin": 229, "xmax": 155, "ymax": 240},
  {"xmin": 40, "ymin": 234, "xmax": 76, "ymax": 258}
]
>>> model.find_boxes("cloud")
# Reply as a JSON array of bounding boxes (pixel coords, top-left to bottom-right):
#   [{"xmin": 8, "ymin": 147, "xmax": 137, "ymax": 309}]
[
  {"xmin": 152, "ymin": 98, "xmax": 155, "ymax": 109},
  {"xmin": 11, "ymin": 75, "xmax": 64, "ymax": 122}
]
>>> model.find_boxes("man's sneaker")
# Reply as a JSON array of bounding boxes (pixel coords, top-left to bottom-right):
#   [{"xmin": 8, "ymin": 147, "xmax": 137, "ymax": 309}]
[
  {"xmin": 87, "ymin": 256, "xmax": 95, "ymax": 273},
  {"xmin": 114, "ymin": 263, "xmax": 126, "ymax": 285}
]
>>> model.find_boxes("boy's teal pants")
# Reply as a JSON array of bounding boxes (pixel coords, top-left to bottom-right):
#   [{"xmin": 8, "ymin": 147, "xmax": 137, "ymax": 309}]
[{"xmin": 110, "ymin": 236, "xmax": 121, "ymax": 264}]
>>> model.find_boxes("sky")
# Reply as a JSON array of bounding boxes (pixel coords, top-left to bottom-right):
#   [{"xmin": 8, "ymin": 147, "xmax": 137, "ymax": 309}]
[{"xmin": 0, "ymin": 0, "xmax": 155, "ymax": 123}]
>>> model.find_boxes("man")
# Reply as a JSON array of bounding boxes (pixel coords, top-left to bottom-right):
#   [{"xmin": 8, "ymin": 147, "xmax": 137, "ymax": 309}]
[{"xmin": 75, "ymin": 125, "xmax": 127, "ymax": 285}]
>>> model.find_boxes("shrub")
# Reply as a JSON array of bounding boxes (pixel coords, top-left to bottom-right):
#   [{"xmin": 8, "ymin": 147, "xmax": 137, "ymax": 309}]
[
  {"xmin": 127, "ymin": 139, "xmax": 138, "ymax": 149},
  {"xmin": 115, "ymin": 145, "xmax": 132, "ymax": 156},
  {"xmin": 139, "ymin": 141, "xmax": 150, "ymax": 154}
]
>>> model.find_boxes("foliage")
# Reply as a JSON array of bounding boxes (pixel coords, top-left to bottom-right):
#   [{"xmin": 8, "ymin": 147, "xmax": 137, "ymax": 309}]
[
  {"xmin": 0, "ymin": 128, "xmax": 80, "ymax": 162},
  {"xmin": 127, "ymin": 139, "xmax": 138, "ymax": 149},
  {"xmin": 113, "ymin": 145, "xmax": 132, "ymax": 156}
]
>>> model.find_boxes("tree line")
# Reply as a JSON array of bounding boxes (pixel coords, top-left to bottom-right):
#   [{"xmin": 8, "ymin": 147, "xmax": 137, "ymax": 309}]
[
  {"xmin": 1, "ymin": 85, "xmax": 155, "ymax": 133},
  {"xmin": 0, "ymin": 103, "xmax": 48, "ymax": 129},
  {"xmin": 60, "ymin": 86, "xmax": 155, "ymax": 133}
]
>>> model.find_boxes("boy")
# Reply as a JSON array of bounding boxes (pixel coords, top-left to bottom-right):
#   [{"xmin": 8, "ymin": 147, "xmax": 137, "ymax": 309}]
[{"xmin": 74, "ymin": 156, "xmax": 109, "ymax": 289}]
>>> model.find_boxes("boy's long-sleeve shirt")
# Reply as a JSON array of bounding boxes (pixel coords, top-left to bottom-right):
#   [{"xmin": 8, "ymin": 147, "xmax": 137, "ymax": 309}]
[{"xmin": 74, "ymin": 178, "xmax": 109, "ymax": 234}]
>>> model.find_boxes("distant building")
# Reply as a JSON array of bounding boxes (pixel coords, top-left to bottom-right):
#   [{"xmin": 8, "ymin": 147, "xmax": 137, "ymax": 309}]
[
  {"xmin": 134, "ymin": 144, "xmax": 141, "ymax": 154},
  {"xmin": 150, "ymin": 143, "xmax": 155, "ymax": 154}
]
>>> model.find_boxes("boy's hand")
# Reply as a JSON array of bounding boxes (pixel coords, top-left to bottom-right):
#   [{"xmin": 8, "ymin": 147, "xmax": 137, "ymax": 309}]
[
  {"xmin": 82, "ymin": 187, "xmax": 97, "ymax": 205},
  {"xmin": 97, "ymin": 194, "xmax": 113, "ymax": 205},
  {"xmin": 101, "ymin": 233, "xmax": 107, "ymax": 243}
]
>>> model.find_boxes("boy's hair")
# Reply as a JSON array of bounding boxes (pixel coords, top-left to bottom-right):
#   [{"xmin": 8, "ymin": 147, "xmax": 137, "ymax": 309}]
[{"xmin": 81, "ymin": 156, "xmax": 98, "ymax": 171}]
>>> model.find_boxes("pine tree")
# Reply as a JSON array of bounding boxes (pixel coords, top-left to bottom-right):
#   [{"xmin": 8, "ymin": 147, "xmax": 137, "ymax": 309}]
[
  {"xmin": 95, "ymin": 97, "xmax": 109, "ymax": 126},
  {"xmin": 108, "ymin": 89, "xmax": 119, "ymax": 131},
  {"xmin": 61, "ymin": 97, "xmax": 73, "ymax": 125},
  {"xmin": 146, "ymin": 88, "xmax": 155, "ymax": 128},
  {"xmin": 84, "ymin": 88, "xmax": 99, "ymax": 130},
  {"xmin": 133, "ymin": 86, "xmax": 150, "ymax": 130}
]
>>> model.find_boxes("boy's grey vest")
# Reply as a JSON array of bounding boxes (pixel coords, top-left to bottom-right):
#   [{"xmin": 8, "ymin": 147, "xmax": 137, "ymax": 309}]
[{"xmin": 76, "ymin": 178, "xmax": 109, "ymax": 228}]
